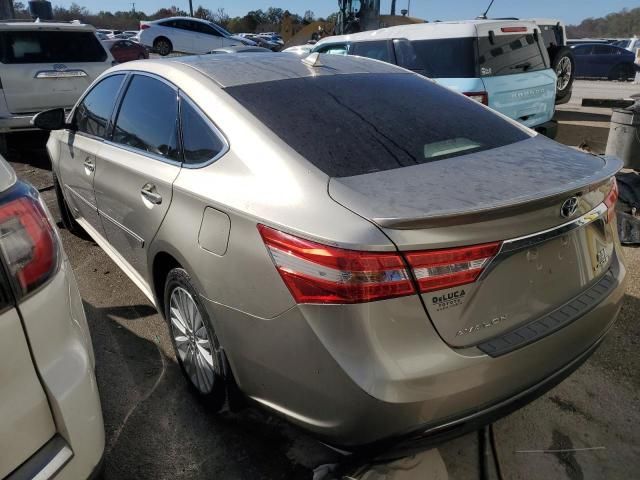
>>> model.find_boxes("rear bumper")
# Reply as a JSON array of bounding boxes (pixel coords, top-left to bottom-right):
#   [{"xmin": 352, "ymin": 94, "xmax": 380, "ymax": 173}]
[
  {"xmin": 16, "ymin": 259, "xmax": 104, "ymax": 479},
  {"xmin": 534, "ymin": 119, "xmax": 558, "ymax": 139},
  {"xmin": 210, "ymin": 249, "xmax": 626, "ymax": 447}
]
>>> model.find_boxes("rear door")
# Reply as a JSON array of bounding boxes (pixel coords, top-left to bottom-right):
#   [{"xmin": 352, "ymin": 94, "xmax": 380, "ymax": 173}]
[
  {"xmin": 0, "ymin": 29, "xmax": 110, "ymax": 113},
  {"xmin": 57, "ymin": 73, "xmax": 127, "ymax": 239},
  {"xmin": 0, "ymin": 270, "xmax": 56, "ymax": 478},
  {"xmin": 93, "ymin": 73, "xmax": 181, "ymax": 278},
  {"xmin": 590, "ymin": 45, "xmax": 617, "ymax": 77},
  {"xmin": 475, "ymin": 24, "xmax": 556, "ymax": 127}
]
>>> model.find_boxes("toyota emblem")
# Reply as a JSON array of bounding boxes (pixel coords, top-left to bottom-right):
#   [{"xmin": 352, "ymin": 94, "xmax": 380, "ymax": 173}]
[
  {"xmin": 53, "ymin": 64, "xmax": 68, "ymax": 72},
  {"xmin": 561, "ymin": 197, "xmax": 579, "ymax": 218}
]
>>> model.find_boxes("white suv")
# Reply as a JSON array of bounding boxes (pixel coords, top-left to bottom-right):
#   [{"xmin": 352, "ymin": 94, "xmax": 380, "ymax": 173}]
[
  {"xmin": 137, "ymin": 17, "xmax": 253, "ymax": 56},
  {"xmin": 0, "ymin": 21, "xmax": 113, "ymax": 149}
]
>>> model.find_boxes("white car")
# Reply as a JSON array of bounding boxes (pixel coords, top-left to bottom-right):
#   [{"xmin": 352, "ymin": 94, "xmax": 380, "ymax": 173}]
[
  {"xmin": 0, "ymin": 21, "xmax": 113, "ymax": 151},
  {"xmin": 0, "ymin": 156, "xmax": 104, "ymax": 479},
  {"xmin": 138, "ymin": 17, "xmax": 254, "ymax": 56},
  {"xmin": 96, "ymin": 28, "xmax": 121, "ymax": 38}
]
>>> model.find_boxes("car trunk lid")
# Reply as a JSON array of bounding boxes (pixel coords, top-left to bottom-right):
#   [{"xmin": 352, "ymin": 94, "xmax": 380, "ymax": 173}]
[{"xmin": 329, "ymin": 136, "xmax": 622, "ymax": 347}]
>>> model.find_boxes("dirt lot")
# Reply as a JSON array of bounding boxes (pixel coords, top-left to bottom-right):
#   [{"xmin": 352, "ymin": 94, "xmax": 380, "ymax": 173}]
[{"xmin": 7, "ymin": 90, "xmax": 640, "ymax": 478}]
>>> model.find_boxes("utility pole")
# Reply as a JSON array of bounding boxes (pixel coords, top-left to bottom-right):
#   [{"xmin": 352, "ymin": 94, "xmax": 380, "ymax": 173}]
[
  {"xmin": 131, "ymin": 2, "xmax": 135, "ymax": 12},
  {"xmin": 0, "ymin": 0, "xmax": 15, "ymax": 19},
  {"xmin": 390, "ymin": 0, "xmax": 396, "ymax": 15},
  {"xmin": 407, "ymin": 0, "xmax": 411, "ymax": 16},
  {"xmin": 188, "ymin": 0, "xmax": 193, "ymax": 16}
]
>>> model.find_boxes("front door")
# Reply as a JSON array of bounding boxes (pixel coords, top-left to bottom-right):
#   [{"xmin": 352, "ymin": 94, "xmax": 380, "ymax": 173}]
[
  {"xmin": 93, "ymin": 73, "xmax": 181, "ymax": 280},
  {"xmin": 56, "ymin": 73, "xmax": 127, "ymax": 237}
]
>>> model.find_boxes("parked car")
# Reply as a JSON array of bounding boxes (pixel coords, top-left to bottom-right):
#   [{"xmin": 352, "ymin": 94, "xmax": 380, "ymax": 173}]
[
  {"xmin": 209, "ymin": 46, "xmax": 272, "ymax": 54},
  {"xmin": 0, "ymin": 21, "xmax": 113, "ymax": 153},
  {"xmin": 114, "ymin": 30, "xmax": 139, "ymax": 39},
  {"xmin": 313, "ymin": 20, "xmax": 558, "ymax": 138},
  {"xmin": 138, "ymin": 17, "xmax": 255, "ymax": 56},
  {"xmin": 0, "ymin": 156, "xmax": 104, "ymax": 479},
  {"xmin": 238, "ymin": 33, "xmax": 281, "ymax": 50},
  {"xmin": 611, "ymin": 37, "xmax": 640, "ymax": 52},
  {"xmin": 103, "ymin": 38, "xmax": 148, "ymax": 62},
  {"xmin": 529, "ymin": 18, "xmax": 575, "ymax": 104},
  {"xmin": 96, "ymin": 28, "xmax": 122, "ymax": 38},
  {"xmin": 571, "ymin": 43, "xmax": 638, "ymax": 80},
  {"xmin": 567, "ymin": 38, "xmax": 612, "ymax": 46},
  {"xmin": 36, "ymin": 54, "xmax": 625, "ymax": 448},
  {"xmin": 282, "ymin": 44, "xmax": 314, "ymax": 55},
  {"xmin": 257, "ymin": 32, "xmax": 284, "ymax": 46}
]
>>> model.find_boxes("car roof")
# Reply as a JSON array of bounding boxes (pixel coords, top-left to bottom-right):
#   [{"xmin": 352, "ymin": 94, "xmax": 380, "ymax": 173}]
[
  {"xmin": 0, "ymin": 21, "xmax": 96, "ymax": 31},
  {"xmin": 315, "ymin": 19, "xmax": 538, "ymax": 44},
  {"xmin": 111, "ymin": 53, "xmax": 407, "ymax": 89}
]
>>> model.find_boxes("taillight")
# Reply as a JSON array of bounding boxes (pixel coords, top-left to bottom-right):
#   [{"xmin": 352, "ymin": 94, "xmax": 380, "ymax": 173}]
[
  {"xmin": 501, "ymin": 26, "xmax": 528, "ymax": 33},
  {"xmin": 0, "ymin": 195, "xmax": 59, "ymax": 297},
  {"xmin": 258, "ymin": 225, "xmax": 415, "ymax": 304},
  {"xmin": 140, "ymin": 24, "xmax": 150, "ymax": 30},
  {"xmin": 464, "ymin": 91, "xmax": 489, "ymax": 105},
  {"xmin": 404, "ymin": 242, "xmax": 501, "ymax": 293},
  {"xmin": 604, "ymin": 177, "xmax": 619, "ymax": 224}
]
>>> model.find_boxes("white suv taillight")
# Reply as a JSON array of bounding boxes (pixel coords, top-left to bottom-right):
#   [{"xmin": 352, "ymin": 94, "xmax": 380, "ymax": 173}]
[
  {"xmin": 0, "ymin": 195, "xmax": 59, "ymax": 297},
  {"xmin": 464, "ymin": 91, "xmax": 489, "ymax": 105},
  {"xmin": 604, "ymin": 177, "xmax": 619, "ymax": 224},
  {"xmin": 258, "ymin": 225, "xmax": 415, "ymax": 304}
]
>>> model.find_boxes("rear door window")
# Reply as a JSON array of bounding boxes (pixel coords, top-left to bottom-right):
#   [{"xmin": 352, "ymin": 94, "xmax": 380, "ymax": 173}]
[
  {"xmin": 74, "ymin": 74, "xmax": 125, "ymax": 138},
  {"xmin": 180, "ymin": 96, "xmax": 226, "ymax": 164},
  {"xmin": 477, "ymin": 33, "xmax": 549, "ymax": 76},
  {"xmin": 226, "ymin": 73, "xmax": 529, "ymax": 177},
  {"xmin": 112, "ymin": 75, "xmax": 179, "ymax": 160},
  {"xmin": 350, "ymin": 40, "xmax": 394, "ymax": 64},
  {"xmin": 0, "ymin": 30, "xmax": 107, "ymax": 63},
  {"xmin": 409, "ymin": 38, "xmax": 477, "ymax": 77}
]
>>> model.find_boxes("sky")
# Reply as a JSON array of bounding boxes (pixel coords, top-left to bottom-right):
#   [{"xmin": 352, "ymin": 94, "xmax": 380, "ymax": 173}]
[{"xmin": 52, "ymin": 0, "xmax": 640, "ymax": 26}]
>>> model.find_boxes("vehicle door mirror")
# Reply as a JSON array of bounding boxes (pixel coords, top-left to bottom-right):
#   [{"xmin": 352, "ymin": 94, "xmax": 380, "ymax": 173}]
[{"xmin": 32, "ymin": 108, "xmax": 68, "ymax": 131}]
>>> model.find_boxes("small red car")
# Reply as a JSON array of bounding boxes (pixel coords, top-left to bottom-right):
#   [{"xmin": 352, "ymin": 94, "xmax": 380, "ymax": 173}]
[{"xmin": 103, "ymin": 39, "xmax": 148, "ymax": 63}]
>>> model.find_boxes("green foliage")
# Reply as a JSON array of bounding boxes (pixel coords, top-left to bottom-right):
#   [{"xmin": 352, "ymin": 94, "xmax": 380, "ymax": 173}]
[{"xmin": 567, "ymin": 7, "xmax": 640, "ymax": 38}]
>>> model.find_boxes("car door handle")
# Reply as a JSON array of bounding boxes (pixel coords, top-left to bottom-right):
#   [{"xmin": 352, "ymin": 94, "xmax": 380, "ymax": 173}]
[
  {"xmin": 141, "ymin": 184, "xmax": 162, "ymax": 205},
  {"xmin": 83, "ymin": 158, "xmax": 95, "ymax": 173}
]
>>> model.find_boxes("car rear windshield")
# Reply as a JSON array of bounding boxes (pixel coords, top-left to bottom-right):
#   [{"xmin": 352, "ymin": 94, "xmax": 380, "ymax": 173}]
[
  {"xmin": 477, "ymin": 33, "xmax": 548, "ymax": 76},
  {"xmin": 225, "ymin": 73, "xmax": 529, "ymax": 178},
  {"xmin": 0, "ymin": 30, "xmax": 107, "ymax": 64}
]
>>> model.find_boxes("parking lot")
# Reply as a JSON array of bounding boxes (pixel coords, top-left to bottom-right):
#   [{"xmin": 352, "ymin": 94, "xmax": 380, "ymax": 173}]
[{"xmin": 6, "ymin": 79, "xmax": 639, "ymax": 479}]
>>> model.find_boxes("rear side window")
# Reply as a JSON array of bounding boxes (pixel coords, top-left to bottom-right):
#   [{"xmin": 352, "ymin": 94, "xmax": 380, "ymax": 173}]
[
  {"xmin": 409, "ymin": 38, "xmax": 477, "ymax": 78},
  {"xmin": 75, "ymin": 74, "xmax": 125, "ymax": 138},
  {"xmin": 180, "ymin": 97, "xmax": 226, "ymax": 164},
  {"xmin": 593, "ymin": 45, "xmax": 613, "ymax": 55},
  {"xmin": 226, "ymin": 73, "xmax": 529, "ymax": 177},
  {"xmin": 0, "ymin": 31, "xmax": 107, "ymax": 64},
  {"xmin": 477, "ymin": 33, "xmax": 549, "ymax": 76},
  {"xmin": 350, "ymin": 41, "xmax": 394, "ymax": 63},
  {"xmin": 113, "ymin": 75, "xmax": 179, "ymax": 160}
]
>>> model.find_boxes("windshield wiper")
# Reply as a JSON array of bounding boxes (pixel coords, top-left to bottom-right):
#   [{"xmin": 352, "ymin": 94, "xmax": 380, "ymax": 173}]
[{"xmin": 512, "ymin": 62, "xmax": 532, "ymax": 71}]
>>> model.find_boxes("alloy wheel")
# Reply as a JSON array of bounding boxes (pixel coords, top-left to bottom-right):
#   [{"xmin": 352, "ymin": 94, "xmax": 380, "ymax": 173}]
[
  {"xmin": 556, "ymin": 56, "xmax": 572, "ymax": 91},
  {"xmin": 169, "ymin": 286, "xmax": 217, "ymax": 394}
]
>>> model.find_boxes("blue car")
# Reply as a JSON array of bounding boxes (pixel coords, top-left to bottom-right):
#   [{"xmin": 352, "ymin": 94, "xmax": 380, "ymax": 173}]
[
  {"xmin": 313, "ymin": 20, "xmax": 558, "ymax": 139},
  {"xmin": 571, "ymin": 43, "xmax": 638, "ymax": 80}
]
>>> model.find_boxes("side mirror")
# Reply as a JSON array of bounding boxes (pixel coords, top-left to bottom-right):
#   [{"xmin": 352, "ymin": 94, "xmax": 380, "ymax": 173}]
[{"xmin": 32, "ymin": 108, "xmax": 68, "ymax": 131}]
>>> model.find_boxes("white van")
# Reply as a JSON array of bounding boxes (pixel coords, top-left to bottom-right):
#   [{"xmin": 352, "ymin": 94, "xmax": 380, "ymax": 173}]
[{"xmin": 0, "ymin": 21, "xmax": 113, "ymax": 148}]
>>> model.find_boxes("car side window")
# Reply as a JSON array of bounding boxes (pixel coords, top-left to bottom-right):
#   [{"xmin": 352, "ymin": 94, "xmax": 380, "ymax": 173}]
[
  {"xmin": 112, "ymin": 75, "xmax": 179, "ymax": 161},
  {"xmin": 593, "ymin": 45, "xmax": 611, "ymax": 55},
  {"xmin": 180, "ymin": 96, "xmax": 226, "ymax": 165},
  {"xmin": 198, "ymin": 23, "xmax": 222, "ymax": 36},
  {"xmin": 317, "ymin": 44, "xmax": 348, "ymax": 55},
  {"xmin": 74, "ymin": 74, "xmax": 125, "ymax": 138},
  {"xmin": 573, "ymin": 45, "xmax": 592, "ymax": 55},
  {"xmin": 350, "ymin": 41, "xmax": 394, "ymax": 64}
]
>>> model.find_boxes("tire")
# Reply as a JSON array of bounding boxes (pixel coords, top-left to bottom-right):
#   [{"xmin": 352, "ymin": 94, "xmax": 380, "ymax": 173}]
[
  {"xmin": 164, "ymin": 267, "xmax": 226, "ymax": 410},
  {"xmin": 53, "ymin": 173, "xmax": 86, "ymax": 237},
  {"xmin": 137, "ymin": 53, "xmax": 146, "ymax": 60},
  {"xmin": 549, "ymin": 46, "xmax": 575, "ymax": 104},
  {"xmin": 608, "ymin": 64, "xmax": 634, "ymax": 81},
  {"xmin": 153, "ymin": 37, "xmax": 172, "ymax": 56}
]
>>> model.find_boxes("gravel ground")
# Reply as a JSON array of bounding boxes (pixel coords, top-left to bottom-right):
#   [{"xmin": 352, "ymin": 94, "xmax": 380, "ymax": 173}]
[{"xmin": 6, "ymin": 128, "xmax": 639, "ymax": 479}]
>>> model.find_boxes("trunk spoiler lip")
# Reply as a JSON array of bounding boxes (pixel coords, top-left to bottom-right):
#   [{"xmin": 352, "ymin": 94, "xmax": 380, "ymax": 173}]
[{"xmin": 368, "ymin": 154, "xmax": 622, "ymax": 230}]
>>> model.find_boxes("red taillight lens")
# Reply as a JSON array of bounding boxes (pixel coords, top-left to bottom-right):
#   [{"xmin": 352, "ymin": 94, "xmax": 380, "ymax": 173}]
[
  {"xmin": 604, "ymin": 177, "xmax": 619, "ymax": 224},
  {"xmin": 140, "ymin": 24, "xmax": 150, "ymax": 30},
  {"xmin": 405, "ymin": 242, "xmax": 502, "ymax": 293},
  {"xmin": 258, "ymin": 225, "xmax": 415, "ymax": 304},
  {"xmin": 0, "ymin": 197, "xmax": 59, "ymax": 297},
  {"xmin": 464, "ymin": 91, "xmax": 488, "ymax": 105},
  {"xmin": 501, "ymin": 26, "xmax": 528, "ymax": 33}
]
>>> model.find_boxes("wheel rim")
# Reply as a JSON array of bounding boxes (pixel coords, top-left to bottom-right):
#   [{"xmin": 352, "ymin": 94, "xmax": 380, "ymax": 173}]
[
  {"xmin": 556, "ymin": 56, "xmax": 572, "ymax": 91},
  {"xmin": 157, "ymin": 41, "xmax": 169, "ymax": 55},
  {"xmin": 169, "ymin": 287, "xmax": 217, "ymax": 394}
]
